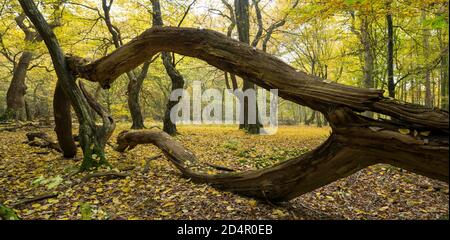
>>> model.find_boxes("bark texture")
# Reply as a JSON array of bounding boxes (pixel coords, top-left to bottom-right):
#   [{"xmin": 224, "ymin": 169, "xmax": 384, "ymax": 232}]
[{"xmin": 6, "ymin": 51, "xmax": 33, "ymax": 121}]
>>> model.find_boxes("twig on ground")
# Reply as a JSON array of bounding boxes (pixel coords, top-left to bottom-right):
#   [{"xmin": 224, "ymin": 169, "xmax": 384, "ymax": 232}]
[{"xmin": 12, "ymin": 192, "xmax": 59, "ymax": 208}]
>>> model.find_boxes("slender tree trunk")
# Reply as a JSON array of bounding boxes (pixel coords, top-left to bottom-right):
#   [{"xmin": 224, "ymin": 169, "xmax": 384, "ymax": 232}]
[
  {"xmin": 235, "ymin": 0, "xmax": 260, "ymax": 134},
  {"xmin": 439, "ymin": 31, "xmax": 449, "ymax": 111},
  {"xmin": 151, "ymin": 0, "xmax": 186, "ymax": 136},
  {"xmin": 5, "ymin": 51, "xmax": 33, "ymax": 121},
  {"xmin": 102, "ymin": 0, "xmax": 146, "ymax": 129},
  {"xmin": 386, "ymin": 2, "xmax": 395, "ymax": 98},
  {"xmin": 422, "ymin": 11, "xmax": 433, "ymax": 108},
  {"xmin": 161, "ymin": 53, "xmax": 185, "ymax": 135},
  {"xmin": 20, "ymin": 0, "xmax": 114, "ymax": 170},
  {"xmin": 305, "ymin": 111, "xmax": 316, "ymax": 125},
  {"xmin": 360, "ymin": 17, "xmax": 375, "ymax": 117}
]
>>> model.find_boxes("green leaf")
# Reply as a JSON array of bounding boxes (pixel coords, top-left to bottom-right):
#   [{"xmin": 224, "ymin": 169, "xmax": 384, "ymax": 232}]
[
  {"xmin": 80, "ymin": 203, "xmax": 92, "ymax": 220},
  {"xmin": 46, "ymin": 176, "xmax": 63, "ymax": 190},
  {"xmin": 431, "ymin": 16, "xmax": 447, "ymax": 29},
  {"xmin": 32, "ymin": 175, "xmax": 46, "ymax": 186}
]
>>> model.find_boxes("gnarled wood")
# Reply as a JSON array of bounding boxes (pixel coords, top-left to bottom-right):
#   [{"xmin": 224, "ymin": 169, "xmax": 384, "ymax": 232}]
[
  {"xmin": 71, "ymin": 27, "xmax": 448, "ymax": 130},
  {"xmin": 116, "ymin": 107, "xmax": 447, "ymax": 201}
]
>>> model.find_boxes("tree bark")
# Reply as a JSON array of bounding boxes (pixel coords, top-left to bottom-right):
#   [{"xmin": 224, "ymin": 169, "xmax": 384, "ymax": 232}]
[
  {"xmin": 116, "ymin": 108, "xmax": 448, "ymax": 202},
  {"xmin": 360, "ymin": 16, "xmax": 375, "ymax": 118},
  {"xmin": 19, "ymin": 0, "xmax": 115, "ymax": 171},
  {"xmin": 5, "ymin": 51, "xmax": 33, "ymax": 121},
  {"xmin": 53, "ymin": 81, "xmax": 77, "ymax": 157},
  {"xmin": 151, "ymin": 0, "xmax": 186, "ymax": 136},
  {"xmin": 235, "ymin": 0, "xmax": 260, "ymax": 134},
  {"xmin": 128, "ymin": 69, "xmax": 147, "ymax": 129},
  {"xmin": 386, "ymin": 2, "xmax": 395, "ymax": 98},
  {"xmin": 422, "ymin": 10, "xmax": 433, "ymax": 108},
  {"xmin": 70, "ymin": 27, "xmax": 448, "ymax": 128},
  {"xmin": 440, "ymin": 41, "xmax": 449, "ymax": 111}
]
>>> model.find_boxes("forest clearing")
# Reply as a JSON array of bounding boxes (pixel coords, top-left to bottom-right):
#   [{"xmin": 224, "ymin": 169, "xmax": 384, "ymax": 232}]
[{"xmin": 0, "ymin": 0, "xmax": 448, "ymax": 221}]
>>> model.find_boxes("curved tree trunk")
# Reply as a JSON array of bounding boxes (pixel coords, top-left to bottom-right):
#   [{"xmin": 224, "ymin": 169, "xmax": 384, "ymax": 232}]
[
  {"xmin": 20, "ymin": 0, "xmax": 115, "ymax": 171},
  {"xmin": 60, "ymin": 27, "xmax": 449, "ymax": 201}
]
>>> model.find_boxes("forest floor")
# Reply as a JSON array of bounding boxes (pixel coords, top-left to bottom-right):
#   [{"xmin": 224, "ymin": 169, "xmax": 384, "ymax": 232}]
[{"xmin": 0, "ymin": 123, "xmax": 448, "ymax": 220}]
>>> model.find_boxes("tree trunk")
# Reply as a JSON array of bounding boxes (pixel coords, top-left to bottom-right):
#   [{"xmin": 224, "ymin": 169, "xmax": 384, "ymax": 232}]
[
  {"xmin": 386, "ymin": 3, "xmax": 395, "ymax": 98},
  {"xmin": 360, "ymin": 16, "xmax": 375, "ymax": 118},
  {"xmin": 102, "ymin": 0, "xmax": 146, "ymax": 129},
  {"xmin": 20, "ymin": 0, "xmax": 115, "ymax": 171},
  {"xmin": 235, "ymin": 0, "xmax": 260, "ymax": 134},
  {"xmin": 5, "ymin": 51, "xmax": 33, "ymax": 121},
  {"xmin": 439, "ymin": 31, "xmax": 449, "ymax": 111},
  {"xmin": 116, "ymin": 110, "xmax": 448, "ymax": 202},
  {"xmin": 305, "ymin": 111, "xmax": 316, "ymax": 125},
  {"xmin": 422, "ymin": 10, "xmax": 433, "ymax": 108},
  {"xmin": 152, "ymin": 0, "xmax": 186, "ymax": 136},
  {"xmin": 128, "ymin": 74, "xmax": 146, "ymax": 129},
  {"xmin": 53, "ymin": 81, "xmax": 77, "ymax": 158}
]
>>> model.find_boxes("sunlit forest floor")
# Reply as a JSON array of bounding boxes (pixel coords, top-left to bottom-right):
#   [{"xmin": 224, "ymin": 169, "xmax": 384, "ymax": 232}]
[{"xmin": 0, "ymin": 123, "xmax": 448, "ymax": 220}]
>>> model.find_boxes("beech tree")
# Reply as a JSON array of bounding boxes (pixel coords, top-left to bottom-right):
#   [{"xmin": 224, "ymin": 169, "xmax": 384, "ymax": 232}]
[
  {"xmin": 100, "ymin": 0, "xmax": 149, "ymax": 130},
  {"xmin": 1, "ymin": 3, "xmax": 61, "ymax": 121},
  {"xmin": 151, "ymin": 0, "xmax": 187, "ymax": 136},
  {"xmin": 18, "ymin": 0, "xmax": 448, "ymax": 202}
]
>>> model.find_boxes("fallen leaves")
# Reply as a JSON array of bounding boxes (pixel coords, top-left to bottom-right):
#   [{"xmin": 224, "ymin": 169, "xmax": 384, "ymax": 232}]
[{"xmin": 0, "ymin": 123, "xmax": 448, "ymax": 220}]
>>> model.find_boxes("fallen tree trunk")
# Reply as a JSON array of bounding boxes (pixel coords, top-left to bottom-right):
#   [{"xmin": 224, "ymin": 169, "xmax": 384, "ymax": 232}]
[{"xmin": 116, "ymin": 106, "xmax": 448, "ymax": 202}]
